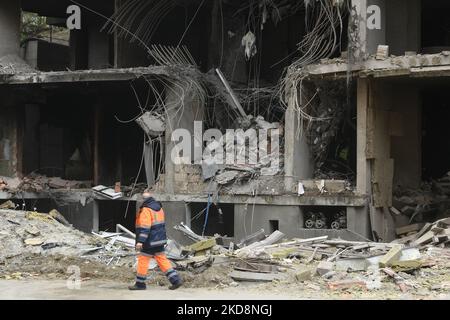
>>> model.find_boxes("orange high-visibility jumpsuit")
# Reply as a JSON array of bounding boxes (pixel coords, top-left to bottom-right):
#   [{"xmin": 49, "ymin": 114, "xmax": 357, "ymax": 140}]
[{"xmin": 135, "ymin": 206, "xmax": 180, "ymax": 285}]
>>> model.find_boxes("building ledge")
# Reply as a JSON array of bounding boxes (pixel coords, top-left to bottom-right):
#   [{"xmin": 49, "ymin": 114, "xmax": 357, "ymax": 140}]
[
  {"xmin": 0, "ymin": 65, "xmax": 196, "ymax": 84},
  {"xmin": 297, "ymin": 52, "xmax": 450, "ymax": 80},
  {"xmin": 0, "ymin": 189, "xmax": 368, "ymax": 207}
]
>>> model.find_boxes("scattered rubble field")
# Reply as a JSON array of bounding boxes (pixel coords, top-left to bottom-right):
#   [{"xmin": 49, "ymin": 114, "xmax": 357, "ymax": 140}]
[{"xmin": 1, "ymin": 209, "xmax": 450, "ymax": 299}]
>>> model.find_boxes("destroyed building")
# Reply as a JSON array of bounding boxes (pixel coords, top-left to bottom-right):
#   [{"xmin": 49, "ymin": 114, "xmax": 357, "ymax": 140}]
[{"xmin": 1, "ymin": 0, "xmax": 449, "ymax": 246}]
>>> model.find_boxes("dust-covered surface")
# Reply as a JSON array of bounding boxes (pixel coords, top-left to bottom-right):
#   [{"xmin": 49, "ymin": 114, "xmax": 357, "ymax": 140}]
[
  {"xmin": 1, "ymin": 209, "xmax": 450, "ymax": 299},
  {"xmin": 0, "ymin": 209, "xmax": 235, "ymax": 289}
]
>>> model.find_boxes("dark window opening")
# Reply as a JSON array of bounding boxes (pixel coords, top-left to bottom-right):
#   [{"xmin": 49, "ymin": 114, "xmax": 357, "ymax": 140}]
[
  {"xmin": 20, "ymin": 79, "xmax": 161, "ymax": 188},
  {"xmin": 189, "ymin": 202, "xmax": 234, "ymax": 237},
  {"xmin": 98, "ymin": 200, "xmax": 136, "ymax": 233},
  {"xmin": 421, "ymin": 0, "xmax": 450, "ymax": 53},
  {"xmin": 269, "ymin": 220, "xmax": 279, "ymax": 233},
  {"xmin": 422, "ymin": 90, "xmax": 450, "ymax": 180}
]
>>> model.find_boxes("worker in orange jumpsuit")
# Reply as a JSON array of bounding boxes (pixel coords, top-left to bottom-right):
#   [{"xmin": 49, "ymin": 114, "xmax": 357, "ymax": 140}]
[{"xmin": 129, "ymin": 190, "xmax": 182, "ymax": 290}]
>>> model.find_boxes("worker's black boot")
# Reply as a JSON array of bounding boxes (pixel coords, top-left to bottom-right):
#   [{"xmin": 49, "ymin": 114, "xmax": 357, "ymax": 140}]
[
  {"xmin": 128, "ymin": 282, "xmax": 146, "ymax": 290},
  {"xmin": 167, "ymin": 269, "xmax": 183, "ymax": 290},
  {"xmin": 168, "ymin": 273, "xmax": 183, "ymax": 290},
  {"xmin": 169, "ymin": 280, "xmax": 183, "ymax": 290}
]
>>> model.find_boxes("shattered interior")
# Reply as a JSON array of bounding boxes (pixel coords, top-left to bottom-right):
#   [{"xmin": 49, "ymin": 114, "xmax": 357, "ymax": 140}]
[{"xmin": 1, "ymin": 0, "xmax": 450, "ymax": 243}]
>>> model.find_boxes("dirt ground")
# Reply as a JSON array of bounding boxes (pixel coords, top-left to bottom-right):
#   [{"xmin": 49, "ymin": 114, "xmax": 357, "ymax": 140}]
[
  {"xmin": 1, "ymin": 252, "xmax": 450, "ymax": 300},
  {"xmin": 1, "ymin": 209, "xmax": 450, "ymax": 300}
]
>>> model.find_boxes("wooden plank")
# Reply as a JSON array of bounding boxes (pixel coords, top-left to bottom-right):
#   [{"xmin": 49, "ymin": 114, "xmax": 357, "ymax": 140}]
[
  {"xmin": 396, "ymin": 223, "xmax": 424, "ymax": 236},
  {"xmin": 229, "ymin": 271, "xmax": 283, "ymax": 282},
  {"xmin": 234, "ymin": 261, "xmax": 277, "ymax": 274},
  {"xmin": 412, "ymin": 230, "xmax": 435, "ymax": 246},
  {"xmin": 412, "ymin": 223, "xmax": 432, "ymax": 241}
]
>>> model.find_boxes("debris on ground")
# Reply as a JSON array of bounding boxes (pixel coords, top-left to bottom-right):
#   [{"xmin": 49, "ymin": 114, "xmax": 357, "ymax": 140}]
[{"xmin": 1, "ymin": 209, "xmax": 449, "ymax": 297}]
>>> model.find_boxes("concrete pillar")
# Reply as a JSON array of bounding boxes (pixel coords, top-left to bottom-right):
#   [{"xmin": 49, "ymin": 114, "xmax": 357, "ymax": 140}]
[
  {"xmin": 284, "ymin": 92, "xmax": 314, "ymax": 193},
  {"xmin": 356, "ymin": 78, "xmax": 369, "ymax": 195},
  {"xmin": 164, "ymin": 83, "xmax": 204, "ymax": 194},
  {"xmin": 0, "ymin": 0, "xmax": 21, "ymax": 58}
]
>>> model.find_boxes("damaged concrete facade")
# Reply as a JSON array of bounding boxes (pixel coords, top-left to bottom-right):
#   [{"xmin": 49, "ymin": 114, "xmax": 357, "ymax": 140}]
[{"xmin": 1, "ymin": 0, "xmax": 447, "ymax": 245}]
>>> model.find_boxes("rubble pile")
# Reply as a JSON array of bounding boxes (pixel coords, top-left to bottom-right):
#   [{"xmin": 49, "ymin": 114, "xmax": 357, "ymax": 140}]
[
  {"xmin": 171, "ymin": 222, "xmax": 450, "ymax": 296},
  {"xmin": 0, "ymin": 174, "xmax": 91, "ymax": 193},
  {"xmin": 0, "ymin": 209, "xmax": 134, "ymax": 268},
  {"xmin": 1, "ymin": 207, "xmax": 449, "ymax": 297},
  {"xmin": 201, "ymin": 115, "xmax": 284, "ymax": 186},
  {"xmin": 392, "ymin": 172, "xmax": 450, "ymax": 234}
]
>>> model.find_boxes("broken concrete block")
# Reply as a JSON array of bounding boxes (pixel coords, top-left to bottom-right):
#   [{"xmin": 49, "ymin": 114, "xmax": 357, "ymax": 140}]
[
  {"xmin": 335, "ymin": 258, "xmax": 369, "ymax": 272},
  {"xmin": 186, "ymin": 238, "xmax": 217, "ymax": 252},
  {"xmin": 24, "ymin": 238, "xmax": 44, "ymax": 246},
  {"xmin": 201, "ymin": 158, "xmax": 220, "ymax": 180},
  {"xmin": 295, "ymin": 268, "xmax": 313, "ymax": 282},
  {"xmin": 391, "ymin": 260, "xmax": 423, "ymax": 272},
  {"xmin": 327, "ymin": 280, "xmax": 367, "ymax": 291},
  {"xmin": 49, "ymin": 209, "xmax": 70, "ymax": 227},
  {"xmin": 316, "ymin": 261, "xmax": 334, "ymax": 276},
  {"xmin": 399, "ymin": 248, "xmax": 421, "ymax": 261},
  {"xmin": 322, "ymin": 271, "xmax": 336, "ymax": 279},
  {"xmin": 376, "ymin": 45, "xmax": 389, "ymax": 60},
  {"xmin": 0, "ymin": 200, "xmax": 15, "ymax": 209},
  {"xmin": 379, "ymin": 245, "xmax": 403, "ymax": 267},
  {"xmin": 25, "ymin": 226, "xmax": 40, "ymax": 236},
  {"xmin": 135, "ymin": 112, "xmax": 165, "ymax": 136}
]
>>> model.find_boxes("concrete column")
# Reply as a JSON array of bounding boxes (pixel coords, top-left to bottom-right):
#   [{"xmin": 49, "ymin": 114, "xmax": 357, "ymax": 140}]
[
  {"xmin": 356, "ymin": 78, "xmax": 369, "ymax": 195},
  {"xmin": 0, "ymin": 0, "xmax": 21, "ymax": 58},
  {"xmin": 164, "ymin": 83, "xmax": 203, "ymax": 194},
  {"xmin": 284, "ymin": 91, "xmax": 314, "ymax": 193}
]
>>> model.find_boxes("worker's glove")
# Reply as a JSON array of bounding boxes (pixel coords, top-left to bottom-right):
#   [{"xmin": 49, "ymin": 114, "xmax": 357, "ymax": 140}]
[{"xmin": 135, "ymin": 242, "xmax": 143, "ymax": 252}]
